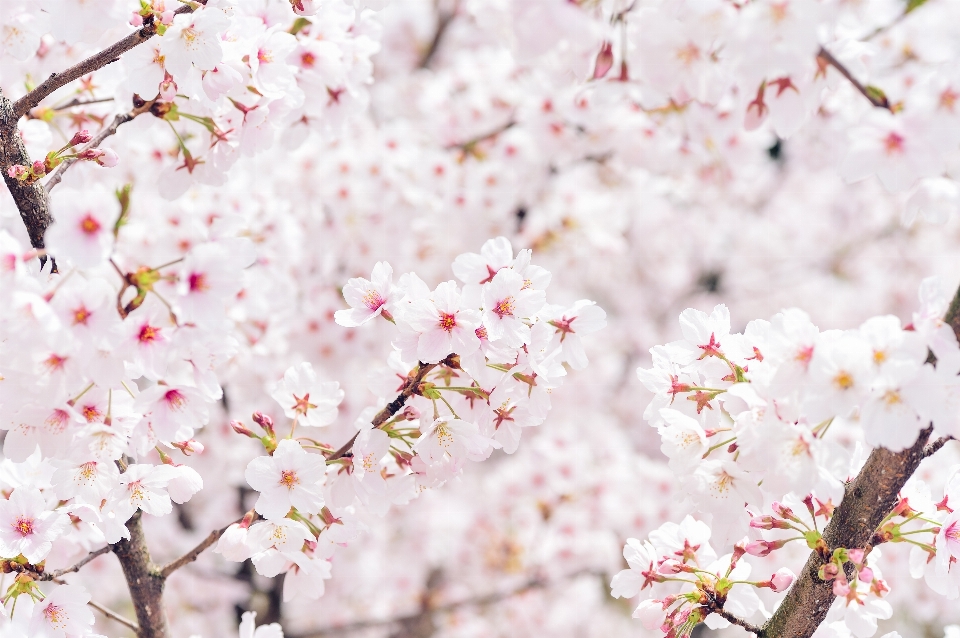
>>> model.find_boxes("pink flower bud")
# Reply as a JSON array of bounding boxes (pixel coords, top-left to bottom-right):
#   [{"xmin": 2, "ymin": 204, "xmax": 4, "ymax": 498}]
[
  {"xmin": 657, "ymin": 560, "xmax": 683, "ymax": 575},
  {"xmin": 749, "ymin": 515, "xmax": 792, "ymax": 530},
  {"xmin": 96, "ymin": 148, "xmax": 119, "ymax": 167},
  {"xmin": 770, "ymin": 568, "xmax": 795, "ymax": 592},
  {"xmin": 230, "ymin": 420, "xmax": 256, "ymax": 437},
  {"xmin": 820, "ymin": 563, "xmax": 839, "ymax": 580},
  {"xmin": 160, "ymin": 77, "xmax": 178, "ymax": 102},
  {"xmin": 771, "ymin": 501, "xmax": 796, "ymax": 520},
  {"xmin": 858, "ymin": 566, "xmax": 874, "ymax": 583},
  {"xmin": 847, "ymin": 549, "xmax": 864, "ymax": 565},
  {"xmin": 130, "ymin": 11, "xmax": 144, "ymax": 26},
  {"xmin": 172, "ymin": 439, "xmax": 205, "ymax": 455},
  {"xmin": 745, "ymin": 539, "xmax": 789, "ymax": 557},
  {"xmin": 68, "ymin": 130, "xmax": 92, "ymax": 146},
  {"xmin": 32, "ymin": 160, "xmax": 45, "ymax": 175},
  {"xmin": 402, "ymin": 405, "xmax": 421, "ymax": 421},
  {"xmin": 252, "ymin": 411, "xmax": 275, "ymax": 434},
  {"xmin": 593, "ymin": 41, "xmax": 614, "ymax": 80},
  {"xmin": 833, "ymin": 576, "xmax": 850, "ymax": 597},
  {"xmin": 7, "ymin": 164, "xmax": 27, "ymax": 179},
  {"xmin": 161, "ymin": 9, "xmax": 175, "ymax": 24}
]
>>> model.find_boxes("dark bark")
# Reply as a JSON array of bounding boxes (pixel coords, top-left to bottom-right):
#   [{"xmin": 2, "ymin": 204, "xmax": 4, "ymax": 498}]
[
  {"xmin": 112, "ymin": 513, "xmax": 169, "ymax": 638},
  {"xmin": 0, "ymin": 90, "xmax": 51, "ymax": 252}
]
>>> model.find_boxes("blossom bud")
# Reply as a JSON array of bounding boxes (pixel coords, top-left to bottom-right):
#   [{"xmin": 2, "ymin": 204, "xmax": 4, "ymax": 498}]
[
  {"xmin": 6, "ymin": 164, "xmax": 27, "ymax": 180},
  {"xmin": 847, "ymin": 549, "xmax": 864, "ymax": 565},
  {"xmin": 593, "ymin": 41, "xmax": 614, "ymax": 80},
  {"xmin": 160, "ymin": 77, "xmax": 178, "ymax": 102},
  {"xmin": 32, "ymin": 160, "xmax": 45, "ymax": 175},
  {"xmin": 749, "ymin": 515, "xmax": 792, "ymax": 530},
  {"xmin": 819, "ymin": 562, "xmax": 839, "ymax": 581},
  {"xmin": 130, "ymin": 12, "xmax": 144, "ymax": 26},
  {"xmin": 68, "ymin": 130, "xmax": 92, "ymax": 146},
  {"xmin": 252, "ymin": 411, "xmax": 275, "ymax": 435},
  {"xmin": 770, "ymin": 568, "xmax": 795, "ymax": 592},
  {"xmin": 858, "ymin": 566, "xmax": 874, "ymax": 583},
  {"xmin": 402, "ymin": 405, "xmax": 421, "ymax": 421},
  {"xmin": 745, "ymin": 538, "xmax": 790, "ymax": 557},
  {"xmin": 230, "ymin": 420, "xmax": 257, "ymax": 437},
  {"xmin": 771, "ymin": 501, "xmax": 798, "ymax": 521},
  {"xmin": 657, "ymin": 561, "xmax": 684, "ymax": 575},
  {"xmin": 97, "ymin": 148, "xmax": 119, "ymax": 167},
  {"xmin": 832, "ymin": 575, "xmax": 850, "ymax": 597},
  {"xmin": 172, "ymin": 439, "xmax": 205, "ymax": 455},
  {"xmin": 160, "ymin": 9, "xmax": 175, "ymax": 24}
]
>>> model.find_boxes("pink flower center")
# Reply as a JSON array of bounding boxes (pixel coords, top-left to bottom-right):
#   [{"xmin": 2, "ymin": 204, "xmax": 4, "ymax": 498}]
[
  {"xmin": 280, "ymin": 470, "xmax": 299, "ymax": 489},
  {"xmin": 438, "ymin": 312, "xmax": 457, "ymax": 332},
  {"xmin": 45, "ymin": 409, "xmax": 71, "ymax": 433},
  {"xmin": 292, "ymin": 393, "xmax": 316, "ymax": 415},
  {"xmin": 43, "ymin": 602, "xmax": 66, "ymax": 628},
  {"xmin": 164, "ymin": 389, "xmax": 186, "ymax": 411},
  {"xmin": 884, "ymin": 132, "xmax": 905, "ymax": 155},
  {"xmin": 138, "ymin": 324, "xmax": 161, "ymax": 343},
  {"xmin": 72, "ymin": 305, "xmax": 91, "ymax": 325},
  {"xmin": 12, "ymin": 516, "xmax": 34, "ymax": 537},
  {"xmin": 188, "ymin": 272, "xmax": 208, "ymax": 292},
  {"xmin": 78, "ymin": 213, "xmax": 101, "ymax": 235},
  {"xmin": 82, "ymin": 405, "xmax": 102, "ymax": 422},
  {"xmin": 493, "ymin": 296, "xmax": 515, "ymax": 318},
  {"xmin": 361, "ymin": 290, "xmax": 386, "ymax": 311},
  {"xmin": 475, "ymin": 325, "xmax": 488, "ymax": 341}
]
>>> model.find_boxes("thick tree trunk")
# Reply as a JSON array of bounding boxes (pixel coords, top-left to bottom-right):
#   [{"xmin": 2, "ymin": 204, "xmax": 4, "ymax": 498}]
[{"xmin": 112, "ymin": 513, "xmax": 169, "ymax": 638}]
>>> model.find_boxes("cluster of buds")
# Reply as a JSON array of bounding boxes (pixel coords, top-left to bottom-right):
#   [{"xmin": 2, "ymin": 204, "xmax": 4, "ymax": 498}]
[
  {"xmin": 818, "ymin": 547, "xmax": 886, "ymax": 601},
  {"xmin": 131, "ymin": 0, "xmax": 176, "ymax": 32},
  {"xmin": 747, "ymin": 498, "xmax": 832, "ymax": 558},
  {"xmin": 6, "ymin": 130, "xmax": 117, "ymax": 186}
]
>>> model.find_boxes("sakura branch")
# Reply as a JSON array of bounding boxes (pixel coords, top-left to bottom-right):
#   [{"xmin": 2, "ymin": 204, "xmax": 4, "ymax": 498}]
[
  {"xmin": 817, "ymin": 46, "xmax": 892, "ymax": 112},
  {"xmin": 11, "ymin": 1, "xmax": 204, "ymax": 120}
]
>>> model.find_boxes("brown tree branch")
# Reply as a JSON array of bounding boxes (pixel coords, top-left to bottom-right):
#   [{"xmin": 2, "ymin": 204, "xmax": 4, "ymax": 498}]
[
  {"xmin": 418, "ymin": 0, "xmax": 459, "ymax": 69},
  {"xmin": 44, "ymin": 100, "xmax": 153, "ymax": 193},
  {"xmin": 289, "ymin": 570, "xmax": 602, "ymax": 637},
  {"xmin": 111, "ymin": 512, "xmax": 169, "ymax": 638},
  {"xmin": 817, "ymin": 46, "xmax": 892, "ymax": 111},
  {"xmin": 11, "ymin": 2, "xmax": 203, "ymax": 120},
  {"xmin": 758, "ymin": 281, "xmax": 960, "ymax": 638},
  {"xmin": 326, "ymin": 359, "xmax": 447, "ymax": 461},
  {"xmin": 159, "ymin": 517, "xmax": 243, "ymax": 578},
  {"xmin": 40, "ymin": 545, "xmax": 111, "ymax": 581},
  {"xmin": 923, "ymin": 435, "xmax": 955, "ymax": 459},
  {"xmin": 1, "ymin": 89, "xmax": 51, "ymax": 254},
  {"xmin": 89, "ymin": 599, "xmax": 141, "ymax": 632}
]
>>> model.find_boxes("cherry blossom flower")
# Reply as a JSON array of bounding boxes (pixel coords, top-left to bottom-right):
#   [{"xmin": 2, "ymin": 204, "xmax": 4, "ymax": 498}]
[
  {"xmin": 245, "ymin": 439, "xmax": 326, "ymax": 521},
  {"xmin": 45, "ymin": 186, "xmax": 120, "ymax": 269},
  {"xmin": 269, "ymin": 363, "xmax": 343, "ymax": 428},
  {"xmin": 452, "ymin": 236, "xmax": 514, "ymax": 285},
  {"xmin": 239, "ymin": 611, "xmax": 284, "ymax": 638},
  {"xmin": 159, "ymin": 8, "xmax": 229, "ymax": 79},
  {"xmin": 0, "ymin": 488, "xmax": 68, "ymax": 563},
  {"xmin": 334, "ymin": 262, "xmax": 396, "ymax": 327},
  {"xmin": 28, "ymin": 584, "xmax": 95, "ymax": 638},
  {"xmin": 480, "ymin": 269, "xmax": 545, "ymax": 348},
  {"xmin": 405, "ymin": 281, "xmax": 482, "ymax": 363}
]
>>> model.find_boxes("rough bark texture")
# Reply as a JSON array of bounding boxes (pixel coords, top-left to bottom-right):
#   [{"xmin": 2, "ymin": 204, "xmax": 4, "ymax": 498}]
[
  {"xmin": 112, "ymin": 513, "xmax": 168, "ymax": 638},
  {"xmin": 759, "ymin": 281, "xmax": 960, "ymax": 638},
  {"xmin": 759, "ymin": 428, "xmax": 932, "ymax": 638},
  {"xmin": 0, "ymin": 90, "xmax": 50, "ymax": 251}
]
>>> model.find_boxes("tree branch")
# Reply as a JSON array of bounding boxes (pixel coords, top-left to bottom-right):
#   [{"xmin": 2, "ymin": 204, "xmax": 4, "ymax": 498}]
[
  {"xmin": 716, "ymin": 608, "xmax": 762, "ymax": 635},
  {"xmin": 923, "ymin": 435, "xmax": 954, "ymax": 459},
  {"xmin": 759, "ymin": 281, "xmax": 960, "ymax": 638},
  {"xmin": 11, "ymin": 2, "xmax": 203, "ymax": 120},
  {"xmin": 44, "ymin": 100, "xmax": 153, "ymax": 193},
  {"xmin": 418, "ymin": 0, "xmax": 458, "ymax": 69},
  {"xmin": 326, "ymin": 359, "xmax": 447, "ymax": 461},
  {"xmin": 817, "ymin": 46, "xmax": 892, "ymax": 111},
  {"xmin": 111, "ymin": 511, "xmax": 169, "ymax": 638},
  {"xmin": 1, "ymin": 89, "xmax": 51, "ymax": 254},
  {"xmin": 159, "ymin": 517, "xmax": 243, "ymax": 578},
  {"xmin": 89, "ymin": 599, "xmax": 141, "ymax": 632},
  {"xmin": 40, "ymin": 545, "xmax": 111, "ymax": 581},
  {"xmin": 289, "ymin": 570, "xmax": 602, "ymax": 637}
]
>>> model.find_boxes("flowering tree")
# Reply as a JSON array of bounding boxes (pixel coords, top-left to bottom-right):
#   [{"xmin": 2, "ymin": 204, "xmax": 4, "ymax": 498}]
[{"xmin": 1, "ymin": 0, "xmax": 960, "ymax": 638}]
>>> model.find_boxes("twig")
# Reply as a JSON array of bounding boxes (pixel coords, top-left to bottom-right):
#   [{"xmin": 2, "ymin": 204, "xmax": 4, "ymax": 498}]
[
  {"xmin": 51, "ymin": 96, "xmax": 116, "ymax": 111},
  {"xmin": 12, "ymin": 2, "xmax": 204, "ymax": 119},
  {"xmin": 326, "ymin": 359, "xmax": 446, "ymax": 461},
  {"xmin": 89, "ymin": 599, "xmax": 141, "ymax": 632},
  {"xmin": 44, "ymin": 107, "xmax": 144, "ymax": 193},
  {"xmin": 817, "ymin": 46, "xmax": 892, "ymax": 111},
  {"xmin": 40, "ymin": 546, "xmax": 111, "ymax": 581},
  {"xmin": 923, "ymin": 435, "xmax": 955, "ymax": 459},
  {"xmin": 289, "ymin": 570, "xmax": 602, "ymax": 637},
  {"xmin": 418, "ymin": 0, "xmax": 458, "ymax": 69},
  {"xmin": 445, "ymin": 121, "xmax": 516, "ymax": 151},
  {"xmin": 159, "ymin": 518, "xmax": 242, "ymax": 578},
  {"xmin": 716, "ymin": 607, "xmax": 762, "ymax": 635}
]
